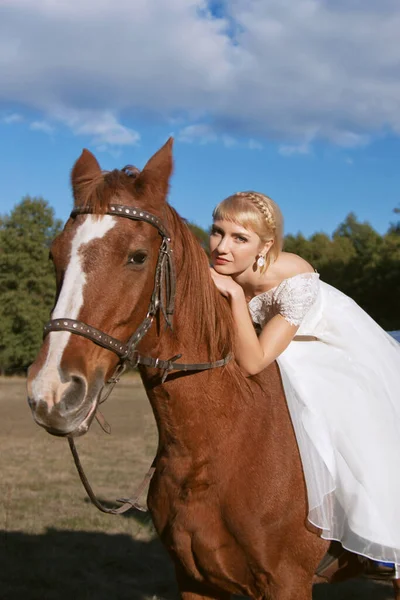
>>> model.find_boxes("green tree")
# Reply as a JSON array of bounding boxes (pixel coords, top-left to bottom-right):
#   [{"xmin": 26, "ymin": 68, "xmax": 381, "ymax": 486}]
[
  {"xmin": 283, "ymin": 233, "xmax": 312, "ymax": 261},
  {"xmin": 187, "ymin": 222, "xmax": 210, "ymax": 256},
  {"xmin": 0, "ymin": 196, "xmax": 62, "ymax": 374},
  {"xmin": 333, "ymin": 212, "xmax": 381, "ymax": 259},
  {"xmin": 283, "ymin": 212, "xmax": 399, "ymax": 329},
  {"xmin": 331, "ymin": 213, "xmax": 383, "ymax": 320},
  {"xmin": 374, "ymin": 228, "xmax": 400, "ymax": 330},
  {"xmin": 389, "ymin": 206, "xmax": 400, "ymax": 235}
]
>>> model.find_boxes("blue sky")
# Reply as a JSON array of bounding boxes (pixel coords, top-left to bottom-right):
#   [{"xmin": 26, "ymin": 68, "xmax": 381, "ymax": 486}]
[{"xmin": 1, "ymin": 0, "xmax": 400, "ymax": 237}]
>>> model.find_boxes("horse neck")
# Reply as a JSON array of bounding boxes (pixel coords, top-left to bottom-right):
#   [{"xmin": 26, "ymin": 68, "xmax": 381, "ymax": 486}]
[
  {"xmin": 137, "ymin": 237, "xmax": 239, "ymax": 456},
  {"xmin": 140, "ymin": 361, "xmax": 242, "ymax": 460}
]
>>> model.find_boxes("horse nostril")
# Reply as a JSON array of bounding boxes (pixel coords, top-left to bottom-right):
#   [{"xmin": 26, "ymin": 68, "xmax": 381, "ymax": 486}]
[
  {"xmin": 61, "ymin": 375, "xmax": 87, "ymax": 411},
  {"xmin": 28, "ymin": 396, "xmax": 37, "ymax": 411}
]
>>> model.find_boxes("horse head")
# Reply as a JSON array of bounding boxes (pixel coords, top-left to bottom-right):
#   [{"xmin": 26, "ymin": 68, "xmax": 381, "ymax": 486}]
[{"xmin": 27, "ymin": 139, "xmax": 174, "ymax": 437}]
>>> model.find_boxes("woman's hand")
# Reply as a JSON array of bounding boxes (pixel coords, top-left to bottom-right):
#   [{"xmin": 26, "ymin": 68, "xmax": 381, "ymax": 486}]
[{"xmin": 210, "ymin": 268, "xmax": 243, "ymax": 299}]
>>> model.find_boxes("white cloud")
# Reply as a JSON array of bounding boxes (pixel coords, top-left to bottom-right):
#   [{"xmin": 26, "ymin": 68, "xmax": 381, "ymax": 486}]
[
  {"xmin": 248, "ymin": 139, "xmax": 263, "ymax": 150},
  {"xmin": 27, "ymin": 109, "xmax": 140, "ymax": 147},
  {"xmin": 178, "ymin": 124, "xmax": 218, "ymax": 144},
  {"xmin": 1, "ymin": 0, "xmax": 400, "ymax": 148},
  {"xmin": 2, "ymin": 113, "xmax": 23, "ymax": 124},
  {"xmin": 222, "ymin": 135, "xmax": 237, "ymax": 148},
  {"xmin": 30, "ymin": 120, "xmax": 55, "ymax": 134},
  {"xmin": 54, "ymin": 109, "xmax": 140, "ymax": 147},
  {"xmin": 279, "ymin": 142, "xmax": 311, "ymax": 157},
  {"xmin": 328, "ymin": 131, "xmax": 369, "ymax": 148},
  {"xmin": 178, "ymin": 124, "xmax": 239, "ymax": 147}
]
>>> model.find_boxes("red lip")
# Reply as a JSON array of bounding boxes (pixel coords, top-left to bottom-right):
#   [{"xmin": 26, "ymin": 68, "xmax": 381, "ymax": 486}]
[{"xmin": 214, "ymin": 257, "xmax": 230, "ymax": 265}]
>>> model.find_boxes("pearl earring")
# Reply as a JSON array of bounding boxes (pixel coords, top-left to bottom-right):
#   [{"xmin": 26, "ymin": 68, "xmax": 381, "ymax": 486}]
[{"xmin": 257, "ymin": 255, "xmax": 265, "ymax": 268}]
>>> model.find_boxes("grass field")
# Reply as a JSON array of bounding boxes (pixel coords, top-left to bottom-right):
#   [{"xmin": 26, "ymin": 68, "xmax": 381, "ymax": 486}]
[{"xmin": 0, "ymin": 377, "xmax": 395, "ymax": 599}]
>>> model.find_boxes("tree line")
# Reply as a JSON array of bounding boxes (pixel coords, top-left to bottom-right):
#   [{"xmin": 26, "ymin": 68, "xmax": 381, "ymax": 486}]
[{"xmin": 0, "ymin": 197, "xmax": 399, "ymax": 374}]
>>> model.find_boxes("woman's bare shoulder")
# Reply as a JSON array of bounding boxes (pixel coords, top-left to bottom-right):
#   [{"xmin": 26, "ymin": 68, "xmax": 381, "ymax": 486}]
[{"xmin": 272, "ymin": 252, "xmax": 315, "ymax": 279}]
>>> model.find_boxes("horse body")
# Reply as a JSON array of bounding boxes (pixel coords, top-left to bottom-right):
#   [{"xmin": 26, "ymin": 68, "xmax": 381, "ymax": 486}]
[
  {"xmin": 27, "ymin": 140, "xmax": 330, "ymax": 599},
  {"xmin": 144, "ymin": 363, "xmax": 326, "ymax": 598}
]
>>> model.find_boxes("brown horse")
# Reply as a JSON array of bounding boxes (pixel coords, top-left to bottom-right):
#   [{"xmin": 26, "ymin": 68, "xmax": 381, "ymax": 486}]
[{"xmin": 27, "ymin": 140, "xmax": 393, "ymax": 599}]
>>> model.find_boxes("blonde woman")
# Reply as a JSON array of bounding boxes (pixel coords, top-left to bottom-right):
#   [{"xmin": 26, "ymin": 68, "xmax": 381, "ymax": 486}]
[{"xmin": 210, "ymin": 191, "xmax": 400, "ymax": 576}]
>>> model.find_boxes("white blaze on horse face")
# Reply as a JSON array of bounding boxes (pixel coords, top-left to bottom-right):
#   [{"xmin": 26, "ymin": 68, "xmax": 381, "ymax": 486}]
[{"xmin": 31, "ymin": 216, "xmax": 116, "ymax": 405}]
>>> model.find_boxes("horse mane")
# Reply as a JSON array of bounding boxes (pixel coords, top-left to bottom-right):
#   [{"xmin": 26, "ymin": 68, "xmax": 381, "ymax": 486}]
[
  {"xmin": 73, "ymin": 168, "xmax": 237, "ymax": 365},
  {"xmin": 164, "ymin": 205, "xmax": 236, "ymax": 363},
  {"xmin": 73, "ymin": 169, "xmax": 136, "ymax": 213}
]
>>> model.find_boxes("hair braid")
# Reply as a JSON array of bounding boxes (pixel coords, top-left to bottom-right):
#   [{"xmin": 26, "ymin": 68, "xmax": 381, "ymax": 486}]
[{"xmin": 235, "ymin": 191, "xmax": 276, "ymax": 232}]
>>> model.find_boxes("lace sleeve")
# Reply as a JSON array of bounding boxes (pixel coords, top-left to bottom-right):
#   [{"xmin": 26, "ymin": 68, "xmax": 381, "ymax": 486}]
[{"xmin": 276, "ymin": 273, "xmax": 320, "ymax": 326}]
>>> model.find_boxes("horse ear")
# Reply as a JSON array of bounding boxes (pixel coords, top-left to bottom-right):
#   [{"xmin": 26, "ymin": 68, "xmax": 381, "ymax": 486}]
[
  {"xmin": 71, "ymin": 149, "xmax": 101, "ymax": 200},
  {"xmin": 135, "ymin": 138, "xmax": 174, "ymax": 203}
]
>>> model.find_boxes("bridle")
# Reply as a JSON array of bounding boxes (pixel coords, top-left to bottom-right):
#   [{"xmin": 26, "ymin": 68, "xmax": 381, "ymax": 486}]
[
  {"xmin": 45, "ymin": 203, "xmax": 231, "ymax": 381},
  {"xmin": 43, "ymin": 202, "xmax": 232, "ymax": 514}
]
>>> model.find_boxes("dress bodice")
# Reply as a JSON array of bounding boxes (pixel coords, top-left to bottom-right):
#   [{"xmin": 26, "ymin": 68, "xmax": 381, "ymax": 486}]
[{"xmin": 248, "ymin": 272, "xmax": 321, "ymax": 330}]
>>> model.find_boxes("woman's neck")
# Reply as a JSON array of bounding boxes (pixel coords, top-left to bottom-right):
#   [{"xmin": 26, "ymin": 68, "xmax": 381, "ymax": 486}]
[{"xmin": 232, "ymin": 260, "xmax": 280, "ymax": 301}]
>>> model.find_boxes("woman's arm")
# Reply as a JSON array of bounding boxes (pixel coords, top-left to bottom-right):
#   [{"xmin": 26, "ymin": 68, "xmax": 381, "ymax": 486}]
[
  {"xmin": 210, "ymin": 269, "xmax": 298, "ymax": 376},
  {"xmin": 229, "ymin": 286, "xmax": 298, "ymax": 376}
]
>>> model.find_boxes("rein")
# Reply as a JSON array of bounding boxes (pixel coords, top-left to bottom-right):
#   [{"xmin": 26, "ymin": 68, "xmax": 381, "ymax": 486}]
[{"xmin": 43, "ymin": 203, "xmax": 232, "ymax": 514}]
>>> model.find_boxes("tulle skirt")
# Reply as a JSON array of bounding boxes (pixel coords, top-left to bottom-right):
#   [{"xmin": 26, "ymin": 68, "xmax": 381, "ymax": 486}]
[{"xmin": 277, "ymin": 282, "xmax": 400, "ymax": 562}]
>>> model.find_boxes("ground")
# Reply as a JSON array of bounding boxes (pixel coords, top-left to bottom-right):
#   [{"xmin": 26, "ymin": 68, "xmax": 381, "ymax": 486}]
[{"xmin": 0, "ymin": 376, "xmax": 395, "ymax": 599}]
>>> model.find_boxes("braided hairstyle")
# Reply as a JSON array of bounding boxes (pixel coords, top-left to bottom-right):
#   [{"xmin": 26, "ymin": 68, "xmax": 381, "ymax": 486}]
[{"xmin": 212, "ymin": 191, "xmax": 283, "ymax": 268}]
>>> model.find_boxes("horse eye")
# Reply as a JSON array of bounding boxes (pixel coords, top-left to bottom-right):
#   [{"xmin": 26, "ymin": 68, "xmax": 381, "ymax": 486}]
[{"xmin": 128, "ymin": 250, "xmax": 148, "ymax": 265}]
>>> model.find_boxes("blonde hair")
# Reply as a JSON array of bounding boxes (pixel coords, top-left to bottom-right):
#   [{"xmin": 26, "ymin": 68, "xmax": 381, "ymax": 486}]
[{"xmin": 212, "ymin": 191, "xmax": 284, "ymax": 268}]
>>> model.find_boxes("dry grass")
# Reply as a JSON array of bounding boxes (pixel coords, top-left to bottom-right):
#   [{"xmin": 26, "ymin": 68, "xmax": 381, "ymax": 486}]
[
  {"xmin": 0, "ymin": 377, "xmax": 395, "ymax": 599},
  {"xmin": 0, "ymin": 376, "xmax": 177, "ymax": 600}
]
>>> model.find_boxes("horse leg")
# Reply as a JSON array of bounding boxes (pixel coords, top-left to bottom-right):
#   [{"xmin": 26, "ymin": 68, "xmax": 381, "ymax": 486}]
[
  {"xmin": 175, "ymin": 565, "xmax": 231, "ymax": 600},
  {"xmin": 274, "ymin": 582, "xmax": 313, "ymax": 600},
  {"xmin": 270, "ymin": 567, "xmax": 313, "ymax": 600}
]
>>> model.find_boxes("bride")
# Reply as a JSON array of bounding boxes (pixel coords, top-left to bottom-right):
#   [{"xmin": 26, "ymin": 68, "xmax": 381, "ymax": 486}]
[{"xmin": 209, "ymin": 191, "xmax": 400, "ymax": 575}]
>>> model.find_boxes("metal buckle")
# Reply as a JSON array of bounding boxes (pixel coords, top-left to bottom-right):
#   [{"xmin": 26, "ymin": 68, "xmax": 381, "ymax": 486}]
[{"xmin": 127, "ymin": 350, "xmax": 139, "ymax": 368}]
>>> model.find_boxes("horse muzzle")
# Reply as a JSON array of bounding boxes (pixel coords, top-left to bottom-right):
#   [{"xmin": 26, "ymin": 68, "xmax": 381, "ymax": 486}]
[{"xmin": 27, "ymin": 372, "xmax": 102, "ymax": 437}]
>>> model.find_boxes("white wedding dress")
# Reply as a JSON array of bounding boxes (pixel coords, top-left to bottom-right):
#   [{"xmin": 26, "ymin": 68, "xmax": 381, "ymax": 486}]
[{"xmin": 248, "ymin": 273, "xmax": 400, "ymax": 563}]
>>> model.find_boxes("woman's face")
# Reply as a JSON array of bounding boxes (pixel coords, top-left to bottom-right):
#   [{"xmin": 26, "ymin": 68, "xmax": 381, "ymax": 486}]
[{"xmin": 210, "ymin": 219, "xmax": 266, "ymax": 275}]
